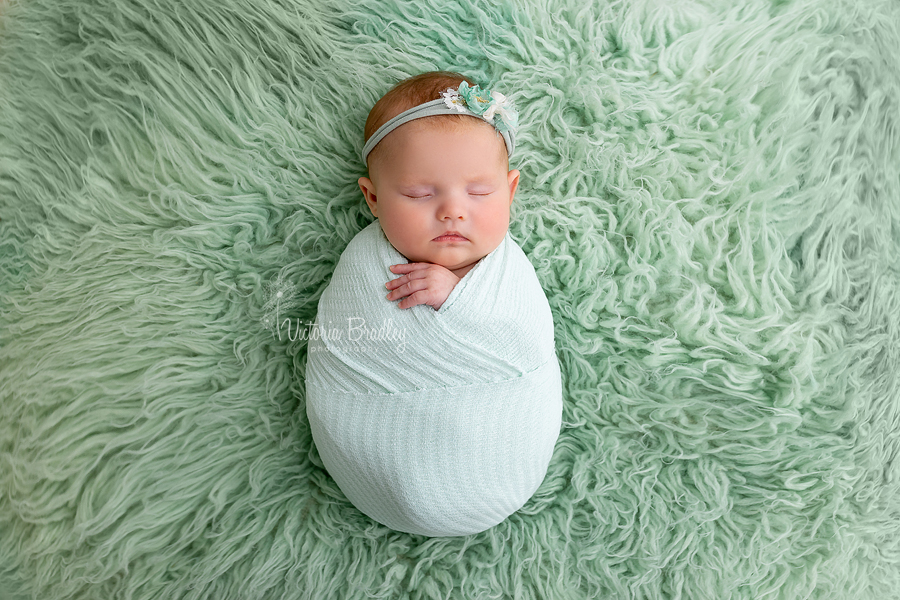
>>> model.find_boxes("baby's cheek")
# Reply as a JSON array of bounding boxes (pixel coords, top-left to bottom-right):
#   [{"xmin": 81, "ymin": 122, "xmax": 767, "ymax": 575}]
[
  {"xmin": 380, "ymin": 223, "xmax": 414, "ymax": 256},
  {"xmin": 481, "ymin": 207, "xmax": 511, "ymax": 244}
]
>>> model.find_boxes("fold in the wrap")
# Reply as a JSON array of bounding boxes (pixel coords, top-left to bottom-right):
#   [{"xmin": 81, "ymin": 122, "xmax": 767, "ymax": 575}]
[{"xmin": 306, "ymin": 220, "xmax": 562, "ymax": 537}]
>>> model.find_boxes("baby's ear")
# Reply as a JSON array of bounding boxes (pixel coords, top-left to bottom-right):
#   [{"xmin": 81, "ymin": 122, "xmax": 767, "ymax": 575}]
[
  {"xmin": 507, "ymin": 169, "xmax": 520, "ymax": 206},
  {"xmin": 358, "ymin": 177, "xmax": 378, "ymax": 217}
]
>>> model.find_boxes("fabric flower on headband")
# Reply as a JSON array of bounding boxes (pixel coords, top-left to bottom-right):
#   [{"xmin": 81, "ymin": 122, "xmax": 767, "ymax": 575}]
[{"xmin": 441, "ymin": 82, "xmax": 518, "ymax": 133}]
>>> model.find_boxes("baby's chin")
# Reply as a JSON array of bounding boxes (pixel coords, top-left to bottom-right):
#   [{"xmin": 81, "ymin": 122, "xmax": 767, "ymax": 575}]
[
  {"xmin": 396, "ymin": 252, "xmax": 482, "ymax": 278},
  {"xmin": 447, "ymin": 260, "xmax": 480, "ymax": 279},
  {"xmin": 438, "ymin": 252, "xmax": 496, "ymax": 278},
  {"xmin": 395, "ymin": 238, "xmax": 506, "ymax": 276}
]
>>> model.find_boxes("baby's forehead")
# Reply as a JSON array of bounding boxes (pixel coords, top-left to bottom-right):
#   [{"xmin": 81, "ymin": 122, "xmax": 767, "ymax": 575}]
[
  {"xmin": 373, "ymin": 116, "xmax": 508, "ymax": 166},
  {"xmin": 403, "ymin": 114, "xmax": 494, "ymax": 134}
]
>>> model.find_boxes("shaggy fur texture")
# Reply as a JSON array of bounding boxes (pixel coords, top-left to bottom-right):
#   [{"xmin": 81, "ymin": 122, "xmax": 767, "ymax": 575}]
[{"xmin": 1, "ymin": 0, "xmax": 899, "ymax": 598}]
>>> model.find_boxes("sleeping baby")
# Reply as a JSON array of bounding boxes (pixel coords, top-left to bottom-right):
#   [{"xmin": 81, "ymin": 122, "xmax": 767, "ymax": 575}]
[{"xmin": 305, "ymin": 71, "xmax": 562, "ymax": 537}]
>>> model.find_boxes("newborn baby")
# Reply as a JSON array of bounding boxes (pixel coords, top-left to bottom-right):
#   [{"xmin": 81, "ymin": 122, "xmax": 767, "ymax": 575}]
[{"xmin": 306, "ymin": 71, "xmax": 562, "ymax": 537}]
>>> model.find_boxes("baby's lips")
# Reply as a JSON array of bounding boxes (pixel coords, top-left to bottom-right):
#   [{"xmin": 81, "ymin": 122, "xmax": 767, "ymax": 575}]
[{"xmin": 432, "ymin": 232, "xmax": 468, "ymax": 242}]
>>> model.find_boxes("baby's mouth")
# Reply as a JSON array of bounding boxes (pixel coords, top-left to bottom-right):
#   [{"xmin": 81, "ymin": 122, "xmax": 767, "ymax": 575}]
[{"xmin": 433, "ymin": 232, "xmax": 468, "ymax": 242}]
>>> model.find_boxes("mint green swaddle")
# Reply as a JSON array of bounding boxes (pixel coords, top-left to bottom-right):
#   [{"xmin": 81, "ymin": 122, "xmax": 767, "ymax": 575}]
[{"xmin": 306, "ymin": 221, "xmax": 562, "ymax": 537}]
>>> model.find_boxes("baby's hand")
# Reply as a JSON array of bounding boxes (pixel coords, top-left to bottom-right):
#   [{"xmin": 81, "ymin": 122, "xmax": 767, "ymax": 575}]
[{"xmin": 386, "ymin": 263, "xmax": 460, "ymax": 310}]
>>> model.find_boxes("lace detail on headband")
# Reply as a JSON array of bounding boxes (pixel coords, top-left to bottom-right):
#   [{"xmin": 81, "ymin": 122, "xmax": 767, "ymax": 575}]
[{"xmin": 441, "ymin": 82, "xmax": 518, "ymax": 133}]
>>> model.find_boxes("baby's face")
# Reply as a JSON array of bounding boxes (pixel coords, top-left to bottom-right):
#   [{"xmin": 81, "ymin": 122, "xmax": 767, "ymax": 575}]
[{"xmin": 359, "ymin": 118, "xmax": 519, "ymax": 278}]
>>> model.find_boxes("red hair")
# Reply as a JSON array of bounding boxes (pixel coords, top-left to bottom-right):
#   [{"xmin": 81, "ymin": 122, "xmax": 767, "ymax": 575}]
[{"xmin": 363, "ymin": 71, "xmax": 476, "ymax": 144}]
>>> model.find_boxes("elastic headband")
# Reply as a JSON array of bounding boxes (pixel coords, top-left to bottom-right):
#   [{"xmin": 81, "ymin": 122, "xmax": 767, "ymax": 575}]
[{"xmin": 362, "ymin": 81, "xmax": 518, "ymax": 164}]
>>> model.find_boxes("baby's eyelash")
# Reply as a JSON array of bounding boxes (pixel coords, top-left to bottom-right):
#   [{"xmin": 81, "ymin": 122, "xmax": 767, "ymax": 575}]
[{"xmin": 402, "ymin": 191, "xmax": 493, "ymax": 198}]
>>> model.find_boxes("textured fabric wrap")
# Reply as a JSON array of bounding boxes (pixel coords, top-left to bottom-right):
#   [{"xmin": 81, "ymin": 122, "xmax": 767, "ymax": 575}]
[{"xmin": 306, "ymin": 221, "xmax": 562, "ymax": 536}]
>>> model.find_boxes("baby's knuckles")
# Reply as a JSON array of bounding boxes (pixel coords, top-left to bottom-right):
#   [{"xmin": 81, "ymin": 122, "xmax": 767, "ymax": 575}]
[{"xmin": 388, "ymin": 263, "xmax": 458, "ymax": 310}]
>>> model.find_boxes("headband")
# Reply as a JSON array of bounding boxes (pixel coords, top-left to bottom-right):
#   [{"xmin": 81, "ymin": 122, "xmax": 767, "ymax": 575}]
[{"xmin": 361, "ymin": 81, "xmax": 518, "ymax": 164}]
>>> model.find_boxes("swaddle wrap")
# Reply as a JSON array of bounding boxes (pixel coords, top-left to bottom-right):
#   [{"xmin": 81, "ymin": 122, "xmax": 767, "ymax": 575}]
[{"xmin": 306, "ymin": 220, "xmax": 562, "ymax": 537}]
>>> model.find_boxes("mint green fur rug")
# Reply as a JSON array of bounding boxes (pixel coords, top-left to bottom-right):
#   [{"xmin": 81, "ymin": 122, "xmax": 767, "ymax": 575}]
[{"xmin": 2, "ymin": 0, "xmax": 899, "ymax": 598}]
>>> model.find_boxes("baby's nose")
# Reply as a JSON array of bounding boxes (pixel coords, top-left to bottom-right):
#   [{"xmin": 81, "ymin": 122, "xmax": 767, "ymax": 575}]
[{"xmin": 437, "ymin": 196, "xmax": 466, "ymax": 220}]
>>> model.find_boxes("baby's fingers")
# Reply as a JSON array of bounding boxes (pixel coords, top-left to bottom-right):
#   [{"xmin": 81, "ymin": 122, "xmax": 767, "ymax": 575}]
[
  {"xmin": 397, "ymin": 291, "xmax": 433, "ymax": 309},
  {"xmin": 385, "ymin": 269, "xmax": 427, "ymax": 290},
  {"xmin": 389, "ymin": 262, "xmax": 430, "ymax": 274},
  {"xmin": 385, "ymin": 276, "xmax": 405, "ymax": 291},
  {"xmin": 385, "ymin": 278, "xmax": 429, "ymax": 302}
]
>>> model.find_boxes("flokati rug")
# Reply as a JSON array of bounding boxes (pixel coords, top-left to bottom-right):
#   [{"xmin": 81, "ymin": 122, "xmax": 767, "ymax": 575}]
[{"xmin": 1, "ymin": 0, "xmax": 899, "ymax": 598}]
